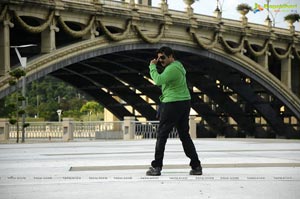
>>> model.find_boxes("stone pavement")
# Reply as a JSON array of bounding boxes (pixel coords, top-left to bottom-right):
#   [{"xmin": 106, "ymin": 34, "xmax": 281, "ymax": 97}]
[{"xmin": 0, "ymin": 138, "xmax": 300, "ymax": 199}]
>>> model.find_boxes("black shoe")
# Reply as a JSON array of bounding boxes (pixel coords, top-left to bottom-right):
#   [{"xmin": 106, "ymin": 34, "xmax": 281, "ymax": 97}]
[
  {"xmin": 190, "ymin": 166, "xmax": 202, "ymax": 175},
  {"xmin": 146, "ymin": 167, "xmax": 162, "ymax": 176}
]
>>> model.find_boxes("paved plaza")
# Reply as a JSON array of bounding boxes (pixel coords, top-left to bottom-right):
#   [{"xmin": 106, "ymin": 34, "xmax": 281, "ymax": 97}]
[{"xmin": 0, "ymin": 138, "xmax": 300, "ymax": 199}]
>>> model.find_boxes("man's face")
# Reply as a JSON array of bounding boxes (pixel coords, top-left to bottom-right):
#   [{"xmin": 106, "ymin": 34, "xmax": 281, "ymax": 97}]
[{"xmin": 157, "ymin": 53, "xmax": 172, "ymax": 67}]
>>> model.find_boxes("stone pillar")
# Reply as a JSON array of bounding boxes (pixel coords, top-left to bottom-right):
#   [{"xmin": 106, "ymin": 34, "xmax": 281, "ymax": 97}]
[
  {"xmin": 41, "ymin": 19, "xmax": 57, "ymax": 53},
  {"xmin": 140, "ymin": 0, "xmax": 151, "ymax": 6},
  {"xmin": 124, "ymin": 0, "xmax": 151, "ymax": 5},
  {"xmin": 265, "ymin": 17, "xmax": 272, "ymax": 29},
  {"xmin": 258, "ymin": 52, "xmax": 269, "ymax": 70},
  {"xmin": 83, "ymin": 23, "xmax": 98, "ymax": 40},
  {"xmin": 62, "ymin": 118, "xmax": 74, "ymax": 141},
  {"xmin": 281, "ymin": 55, "xmax": 292, "ymax": 89},
  {"xmin": 184, "ymin": 0, "xmax": 194, "ymax": 17},
  {"xmin": 0, "ymin": 13, "xmax": 12, "ymax": 76},
  {"xmin": 123, "ymin": 116, "xmax": 135, "ymax": 140},
  {"xmin": 0, "ymin": 118, "xmax": 9, "ymax": 141},
  {"xmin": 214, "ymin": 7, "xmax": 222, "ymax": 21},
  {"xmin": 189, "ymin": 115, "xmax": 197, "ymax": 139},
  {"xmin": 160, "ymin": 0, "xmax": 168, "ymax": 13}
]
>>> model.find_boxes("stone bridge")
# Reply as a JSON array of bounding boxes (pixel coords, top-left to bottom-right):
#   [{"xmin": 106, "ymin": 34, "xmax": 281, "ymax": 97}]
[{"xmin": 0, "ymin": 0, "xmax": 299, "ymax": 138}]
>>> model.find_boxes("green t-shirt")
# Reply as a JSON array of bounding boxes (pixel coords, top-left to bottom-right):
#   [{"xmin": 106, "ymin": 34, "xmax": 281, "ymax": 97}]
[{"xmin": 149, "ymin": 60, "xmax": 191, "ymax": 103}]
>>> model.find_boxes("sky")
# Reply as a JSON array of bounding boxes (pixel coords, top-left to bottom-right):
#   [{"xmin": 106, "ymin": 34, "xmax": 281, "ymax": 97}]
[{"xmin": 150, "ymin": 0, "xmax": 300, "ymax": 31}]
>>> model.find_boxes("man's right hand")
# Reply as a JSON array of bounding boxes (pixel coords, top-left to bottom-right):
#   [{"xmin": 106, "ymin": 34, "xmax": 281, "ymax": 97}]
[{"xmin": 150, "ymin": 58, "xmax": 158, "ymax": 65}]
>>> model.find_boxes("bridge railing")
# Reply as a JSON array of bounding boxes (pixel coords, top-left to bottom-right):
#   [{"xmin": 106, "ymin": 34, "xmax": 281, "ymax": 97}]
[
  {"xmin": 134, "ymin": 121, "xmax": 178, "ymax": 139},
  {"xmin": 10, "ymin": 120, "xmax": 124, "ymax": 140},
  {"xmin": 9, "ymin": 122, "xmax": 63, "ymax": 139},
  {"xmin": 1, "ymin": 118, "xmax": 299, "ymax": 141},
  {"xmin": 73, "ymin": 121, "xmax": 123, "ymax": 139},
  {"xmin": 0, "ymin": 118, "xmax": 184, "ymax": 141}
]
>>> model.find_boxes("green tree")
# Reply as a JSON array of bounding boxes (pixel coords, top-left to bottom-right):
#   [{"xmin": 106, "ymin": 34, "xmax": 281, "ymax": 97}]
[
  {"xmin": 2, "ymin": 76, "xmax": 92, "ymax": 121},
  {"xmin": 80, "ymin": 101, "xmax": 104, "ymax": 121},
  {"xmin": 2, "ymin": 76, "xmax": 105, "ymax": 122},
  {"xmin": 25, "ymin": 76, "xmax": 89, "ymax": 121}
]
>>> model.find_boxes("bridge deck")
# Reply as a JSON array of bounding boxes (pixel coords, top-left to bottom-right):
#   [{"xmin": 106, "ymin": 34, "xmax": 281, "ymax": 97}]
[{"xmin": 0, "ymin": 139, "xmax": 300, "ymax": 199}]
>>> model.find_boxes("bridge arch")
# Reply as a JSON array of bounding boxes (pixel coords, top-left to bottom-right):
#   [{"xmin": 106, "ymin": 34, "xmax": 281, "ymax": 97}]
[{"xmin": 1, "ymin": 36, "xmax": 299, "ymax": 137}]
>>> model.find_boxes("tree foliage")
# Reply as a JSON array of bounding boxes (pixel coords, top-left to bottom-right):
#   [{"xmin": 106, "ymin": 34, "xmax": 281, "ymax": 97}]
[
  {"xmin": 80, "ymin": 101, "xmax": 103, "ymax": 115},
  {"xmin": 1, "ymin": 76, "xmax": 104, "ymax": 121},
  {"xmin": 9, "ymin": 68, "xmax": 26, "ymax": 79},
  {"xmin": 80, "ymin": 101, "xmax": 104, "ymax": 121}
]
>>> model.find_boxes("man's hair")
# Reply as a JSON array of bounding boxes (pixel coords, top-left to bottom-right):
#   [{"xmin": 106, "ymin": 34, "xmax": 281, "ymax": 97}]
[{"xmin": 157, "ymin": 46, "xmax": 174, "ymax": 57}]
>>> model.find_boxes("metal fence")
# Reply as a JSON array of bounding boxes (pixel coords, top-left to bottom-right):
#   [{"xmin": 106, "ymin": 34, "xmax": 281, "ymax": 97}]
[{"xmin": 134, "ymin": 121, "xmax": 178, "ymax": 139}]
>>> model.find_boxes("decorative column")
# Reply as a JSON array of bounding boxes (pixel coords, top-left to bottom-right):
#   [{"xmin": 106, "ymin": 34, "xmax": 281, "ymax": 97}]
[
  {"xmin": 214, "ymin": 6, "xmax": 222, "ymax": 21},
  {"xmin": 258, "ymin": 52, "xmax": 270, "ymax": 70},
  {"xmin": 41, "ymin": 18, "xmax": 58, "ymax": 53},
  {"xmin": 161, "ymin": 0, "xmax": 172, "ymax": 31},
  {"xmin": 128, "ymin": 0, "xmax": 135, "ymax": 7},
  {"xmin": 62, "ymin": 118, "xmax": 74, "ymax": 141},
  {"xmin": 123, "ymin": 116, "xmax": 135, "ymax": 140},
  {"xmin": 0, "ymin": 6, "xmax": 13, "ymax": 76},
  {"xmin": 287, "ymin": 20, "xmax": 295, "ymax": 34},
  {"xmin": 189, "ymin": 116, "xmax": 197, "ymax": 139},
  {"xmin": 184, "ymin": 0, "xmax": 195, "ymax": 17},
  {"xmin": 160, "ymin": 0, "xmax": 168, "ymax": 13},
  {"xmin": 281, "ymin": 55, "xmax": 292, "ymax": 89},
  {"xmin": 283, "ymin": 14, "xmax": 300, "ymax": 35},
  {"xmin": 83, "ymin": 22, "xmax": 99, "ymax": 40},
  {"xmin": 236, "ymin": 4, "xmax": 252, "ymax": 27},
  {"xmin": 0, "ymin": 119, "xmax": 9, "ymax": 141},
  {"xmin": 239, "ymin": 10, "xmax": 249, "ymax": 26},
  {"xmin": 124, "ymin": 0, "xmax": 151, "ymax": 6},
  {"xmin": 139, "ymin": 0, "xmax": 151, "ymax": 5},
  {"xmin": 264, "ymin": 16, "xmax": 272, "ymax": 29}
]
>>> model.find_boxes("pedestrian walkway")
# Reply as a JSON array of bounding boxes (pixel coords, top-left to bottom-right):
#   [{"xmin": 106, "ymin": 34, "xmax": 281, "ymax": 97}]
[{"xmin": 0, "ymin": 138, "xmax": 300, "ymax": 199}]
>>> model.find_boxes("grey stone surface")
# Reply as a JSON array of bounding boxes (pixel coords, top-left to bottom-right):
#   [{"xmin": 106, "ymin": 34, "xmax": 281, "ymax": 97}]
[
  {"xmin": 0, "ymin": 138, "xmax": 300, "ymax": 199},
  {"xmin": 95, "ymin": 131, "xmax": 123, "ymax": 139}
]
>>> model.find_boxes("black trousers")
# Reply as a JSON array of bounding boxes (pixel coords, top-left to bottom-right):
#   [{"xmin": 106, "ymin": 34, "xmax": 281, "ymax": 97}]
[{"xmin": 151, "ymin": 100, "xmax": 201, "ymax": 169}]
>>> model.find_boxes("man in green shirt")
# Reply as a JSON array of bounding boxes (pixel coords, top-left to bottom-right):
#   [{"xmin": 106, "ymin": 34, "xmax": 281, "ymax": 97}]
[{"xmin": 146, "ymin": 46, "xmax": 202, "ymax": 176}]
